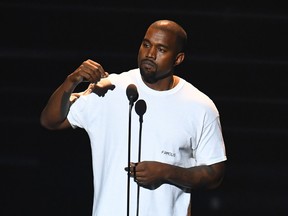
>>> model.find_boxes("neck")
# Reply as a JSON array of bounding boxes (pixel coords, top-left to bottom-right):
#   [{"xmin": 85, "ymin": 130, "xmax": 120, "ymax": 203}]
[
  {"xmin": 167, "ymin": 76, "xmax": 175, "ymax": 90},
  {"xmin": 143, "ymin": 75, "xmax": 177, "ymax": 91}
]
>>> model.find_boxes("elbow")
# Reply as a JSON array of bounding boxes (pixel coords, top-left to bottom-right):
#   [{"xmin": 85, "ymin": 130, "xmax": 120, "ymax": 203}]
[
  {"xmin": 40, "ymin": 115, "xmax": 54, "ymax": 130},
  {"xmin": 40, "ymin": 112, "xmax": 59, "ymax": 130},
  {"xmin": 207, "ymin": 162, "xmax": 226, "ymax": 189},
  {"xmin": 208, "ymin": 175, "xmax": 224, "ymax": 189}
]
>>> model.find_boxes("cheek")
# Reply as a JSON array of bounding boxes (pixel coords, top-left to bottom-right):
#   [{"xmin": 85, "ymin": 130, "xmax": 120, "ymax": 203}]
[
  {"xmin": 137, "ymin": 52, "xmax": 142, "ymax": 64},
  {"xmin": 137, "ymin": 49, "xmax": 145, "ymax": 60},
  {"xmin": 156, "ymin": 56, "xmax": 175, "ymax": 69}
]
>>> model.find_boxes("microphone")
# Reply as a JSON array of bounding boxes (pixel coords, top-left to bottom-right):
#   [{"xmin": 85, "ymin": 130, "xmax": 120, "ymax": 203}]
[
  {"xmin": 135, "ymin": 99, "xmax": 147, "ymax": 161},
  {"xmin": 126, "ymin": 84, "xmax": 138, "ymax": 216},
  {"xmin": 135, "ymin": 99, "xmax": 147, "ymax": 216},
  {"xmin": 126, "ymin": 84, "xmax": 139, "ymax": 106},
  {"xmin": 135, "ymin": 99, "xmax": 147, "ymax": 124}
]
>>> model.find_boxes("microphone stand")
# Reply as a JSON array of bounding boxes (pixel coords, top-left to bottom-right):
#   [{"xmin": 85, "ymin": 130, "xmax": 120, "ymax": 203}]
[
  {"xmin": 127, "ymin": 101, "xmax": 133, "ymax": 216},
  {"xmin": 126, "ymin": 84, "xmax": 138, "ymax": 216},
  {"xmin": 135, "ymin": 99, "xmax": 147, "ymax": 216},
  {"xmin": 136, "ymin": 114, "xmax": 142, "ymax": 216}
]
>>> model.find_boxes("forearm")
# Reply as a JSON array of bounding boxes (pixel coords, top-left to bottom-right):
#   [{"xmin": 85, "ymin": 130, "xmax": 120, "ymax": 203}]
[
  {"xmin": 40, "ymin": 77, "xmax": 78, "ymax": 130},
  {"xmin": 40, "ymin": 59, "xmax": 109, "ymax": 130},
  {"xmin": 164, "ymin": 162, "xmax": 225, "ymax": 190}
]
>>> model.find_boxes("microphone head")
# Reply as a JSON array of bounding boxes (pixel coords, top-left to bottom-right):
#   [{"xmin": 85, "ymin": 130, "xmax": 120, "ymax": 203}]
[
  {"xmin": 135, "ymin": 99, "xmax": 147, "ymax": 116},
  {"xmin": 126, "ymin": 84, "xmax": 139, "ymax": 104}
]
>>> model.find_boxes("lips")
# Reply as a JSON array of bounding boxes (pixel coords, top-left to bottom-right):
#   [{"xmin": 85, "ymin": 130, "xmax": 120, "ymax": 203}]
[{"xmin": 141, "ymin": 59, "xmax": 156, "ymax": 70}]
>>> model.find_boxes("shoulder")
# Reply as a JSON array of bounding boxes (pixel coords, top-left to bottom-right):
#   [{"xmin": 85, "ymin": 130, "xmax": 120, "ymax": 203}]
[
  {"xmin": 106, "ymin": 68, "xmax": 139, "ymax": 88},
  {"xmin": 180, "ymin": 80, "xmax": 219, "ymax": 115}
]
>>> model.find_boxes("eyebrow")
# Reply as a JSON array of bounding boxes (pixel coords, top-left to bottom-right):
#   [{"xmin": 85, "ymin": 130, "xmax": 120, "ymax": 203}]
[{"xmin": 142, "ymin": 38, "xmax": 170, "ymax": 50}]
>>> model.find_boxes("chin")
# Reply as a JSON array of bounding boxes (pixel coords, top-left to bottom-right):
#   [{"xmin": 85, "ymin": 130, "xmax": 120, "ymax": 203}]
[
  {"xmin": 143, "ymin": 76, "xmax": 157, "ymax": 84},
  {"xmin": 140, "ymin": 69, "xmax": 157, "ymax": 83}
]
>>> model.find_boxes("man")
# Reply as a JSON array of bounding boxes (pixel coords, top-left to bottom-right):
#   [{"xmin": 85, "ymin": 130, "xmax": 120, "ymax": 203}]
[{"xmin": 40, "ymin": 19, "xmax": 227, "ymax": 216}]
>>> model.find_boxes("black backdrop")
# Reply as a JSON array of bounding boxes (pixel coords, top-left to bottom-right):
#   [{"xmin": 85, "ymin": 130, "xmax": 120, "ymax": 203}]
[{"xmin": 1, "ymin": 1, "xmax": 288, "ymax": 215}]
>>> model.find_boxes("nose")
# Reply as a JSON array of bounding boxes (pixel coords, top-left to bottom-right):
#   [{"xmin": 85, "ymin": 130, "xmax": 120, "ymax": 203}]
[{"xmin": 146, "ymin": 47, "xmax": 156, "ymax": 59}]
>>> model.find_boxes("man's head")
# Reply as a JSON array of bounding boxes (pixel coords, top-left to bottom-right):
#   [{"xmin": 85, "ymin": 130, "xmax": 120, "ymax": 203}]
[{"xmin": 137, "ymin": 20, "xmax": 187, "ymax": 84}]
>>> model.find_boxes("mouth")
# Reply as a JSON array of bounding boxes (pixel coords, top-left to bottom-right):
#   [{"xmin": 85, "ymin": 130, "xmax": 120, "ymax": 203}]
[{"xmin": 141, "ymin": 59, "xmax": 156, "ymax": 70}]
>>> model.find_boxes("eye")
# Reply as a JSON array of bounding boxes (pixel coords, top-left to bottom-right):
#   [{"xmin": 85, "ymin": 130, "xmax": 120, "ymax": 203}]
[
  {"xmin": 158, "ymin": 47, "xmax": 166, "ymax": 53},
  {"xmin": 142, "ymin": 41, "xmax": 150, "ymax": 48}
]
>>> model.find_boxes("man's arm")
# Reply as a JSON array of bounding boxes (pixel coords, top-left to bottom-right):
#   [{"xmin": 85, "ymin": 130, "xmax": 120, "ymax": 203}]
[
  {"xmin": 164, "ymin": 161, "xmax": 226, "ymax": 190},
  {"xmin": 128, "ymin": 161, "xmax": 226, "ymax": 191},
  {"xmin": 40, "ymin": 77, "xmax": 79, "ymax": 130},
  {"xmin": 40, "ymin": 59, "xmax": 108, "ymax": 130}
]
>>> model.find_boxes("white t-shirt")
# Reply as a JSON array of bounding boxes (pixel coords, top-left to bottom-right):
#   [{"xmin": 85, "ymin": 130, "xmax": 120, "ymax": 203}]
[{"xmin": 67, "ymin": 68, "xmax": 227, "ymax": 216}]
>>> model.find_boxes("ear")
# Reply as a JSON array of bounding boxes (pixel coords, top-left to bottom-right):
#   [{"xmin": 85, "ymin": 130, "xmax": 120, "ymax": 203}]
[{"xmin": 174, "ymin": 52, "xmax": 185, "ymax": 66}]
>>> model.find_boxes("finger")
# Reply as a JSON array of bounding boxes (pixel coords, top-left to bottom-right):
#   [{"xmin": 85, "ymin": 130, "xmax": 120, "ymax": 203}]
[
  {"xmin": 102, "ymin": 71, "xmax": 109, "ymax": 78},
  {"xmin": 70, "ymin": 95, "xmax": 78, "ymax": 103},
  {"xmin": 133, "ymin": 166, "xmax": 137, "ymax": 181},
  {"xmin": 83, "ymin": 84, "xmax": 95, "ymax": 95},
  {"xmin": 83, "ymin": 66, "xmax": 102, "ymax": 82},
  {"xmin": 75, "ymin": 61, "xmax": 100, "ymax": 83},
  {"xmin": 75, "ymin": 67, "xmax": 97, "ymax": 83},
  {"xmin": 124, "ymin": 166, "xmax": 134, "ymax": 178},
  {"xmin": 85, "ymin": 59, "xmax": 108, "ymax": 78}
]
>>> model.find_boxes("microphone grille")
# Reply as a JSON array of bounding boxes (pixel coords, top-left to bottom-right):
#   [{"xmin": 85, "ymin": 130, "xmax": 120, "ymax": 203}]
[
  {"xmin": 135, "ymin": 99, "xmax": 147, "ymax": 116},
  {"xmin": 126, "ymin": 84, "xmax": 139, "ymax": 103}
]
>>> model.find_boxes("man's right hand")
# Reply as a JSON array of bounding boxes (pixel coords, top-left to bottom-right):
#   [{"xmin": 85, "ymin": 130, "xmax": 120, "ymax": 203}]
[{"xmin": 68, "ymin": 59, "xmax": 109, "ymax": 85}]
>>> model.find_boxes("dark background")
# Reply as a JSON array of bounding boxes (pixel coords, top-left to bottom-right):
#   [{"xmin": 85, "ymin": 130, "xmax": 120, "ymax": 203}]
[{"xmin": 1, "ymin": 1, "xmax": 287, "ymax": 215}]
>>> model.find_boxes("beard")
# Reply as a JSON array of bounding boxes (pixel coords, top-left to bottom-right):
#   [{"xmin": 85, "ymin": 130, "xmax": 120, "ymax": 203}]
[
  {"xmin": 139, "ymin": 68, "xmax": 158, "ymax": 84},
  {"xmin": 139, "ymin": 59, "xmax": 172, "ymax": 84}
]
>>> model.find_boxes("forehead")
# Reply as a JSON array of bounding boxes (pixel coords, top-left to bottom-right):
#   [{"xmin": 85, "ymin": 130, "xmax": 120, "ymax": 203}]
[{"xmin": 144, "ymin": 26, "xmax": 178, "ymax": 48}]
